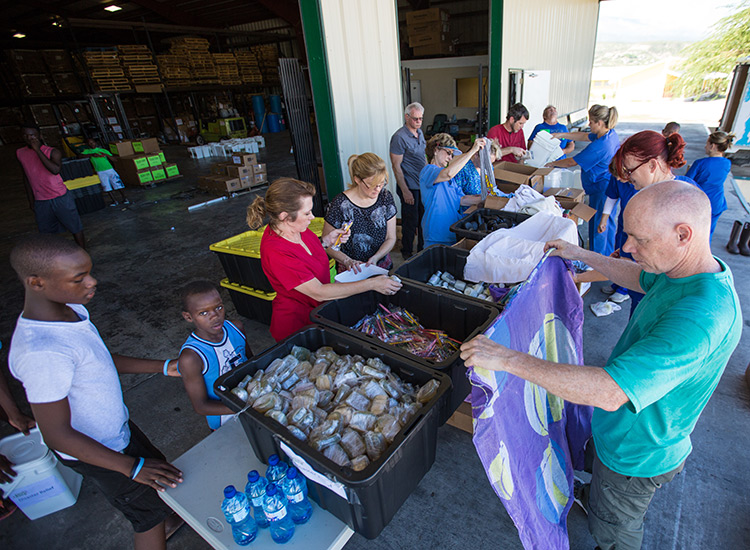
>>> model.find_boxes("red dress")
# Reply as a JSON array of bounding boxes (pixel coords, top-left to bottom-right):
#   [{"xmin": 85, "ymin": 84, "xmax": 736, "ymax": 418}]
[
  {"xmin": 486, "ymin": 123, "xmax": 526, "ymax": 163},
  {"xmin": 260, "ymin": 225, "xmax": 331, "ymax": 341}
]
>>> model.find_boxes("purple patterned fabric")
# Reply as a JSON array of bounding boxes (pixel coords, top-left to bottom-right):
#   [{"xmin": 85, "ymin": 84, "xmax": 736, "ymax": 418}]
[{"xmin": 468, "ymin": 255, "xmax": 593, "ymax": 549}]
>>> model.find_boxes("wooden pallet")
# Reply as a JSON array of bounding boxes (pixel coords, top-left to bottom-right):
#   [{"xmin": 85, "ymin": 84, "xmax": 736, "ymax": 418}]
[{"xmin": 91, "ymin": 69, "xmax": 125, "ymax": 77}]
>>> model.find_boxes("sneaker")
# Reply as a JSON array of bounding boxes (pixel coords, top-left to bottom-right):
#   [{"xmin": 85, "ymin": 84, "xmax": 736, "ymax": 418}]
[
  {"xmin": 609, "ymin": 291, "xmax": 630, "ymax": 304},
  {"xmin": 572, "ymin": 478, "xmax": 588, "ymax": 516},
  {"xmin": 109, "ymin": 201, "xmax": 120, "ymax": 207},
  {"xmin": 122, "ymin": 199, "xmax": 131, "ymax": 205},
  {"xmin": 600, "ymin": 285, "xmax": 616, "ymax": 296}
]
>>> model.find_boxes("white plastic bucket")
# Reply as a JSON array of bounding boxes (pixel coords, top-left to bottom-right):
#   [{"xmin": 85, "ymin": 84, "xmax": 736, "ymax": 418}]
[
  {"xmin": 527, "ymin": 131, "xmax": 564, "ymax": 168},
  {"xmin": 0, "ymin": 429, "xmax": 82, "ymax": 520}
]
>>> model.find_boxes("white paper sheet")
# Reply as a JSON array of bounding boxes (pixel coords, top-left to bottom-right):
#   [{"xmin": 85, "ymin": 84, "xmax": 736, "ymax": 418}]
[{"xmin": 333, "ymin": 264, "xmax": 388, "ymax": 283}]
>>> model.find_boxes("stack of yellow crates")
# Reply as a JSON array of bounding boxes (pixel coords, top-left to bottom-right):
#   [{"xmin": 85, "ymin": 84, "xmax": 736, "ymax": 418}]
[
  {"xmin": 167, "ymin": 37, "xmax": 217, "ymax": 84},
  {"xmin": 83, "ymin": 49, "xmax": 129, "ymax": 91},
  {"xmin": 251, "ymin": 45, "xmax": 279, "ymax": 84},
  {"xmin": 235, "ymin": 51, "xmax": 263, "ymax": 85},
  {"xmin": 213, "ymin": 53, "xmax": 241, "ymax": 86},
  {"xmin": 156, "ymin": 55, "xmax": 191, "ymax": 87},
  {"xmin": 118, "ymin": 45, "xmax": 161, "ymax": 90}
]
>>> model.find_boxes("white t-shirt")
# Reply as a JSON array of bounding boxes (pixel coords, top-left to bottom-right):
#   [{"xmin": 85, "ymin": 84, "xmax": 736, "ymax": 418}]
[{"xmin": 9, "ymin": 304, "xmax": 130, "ymax": 457}]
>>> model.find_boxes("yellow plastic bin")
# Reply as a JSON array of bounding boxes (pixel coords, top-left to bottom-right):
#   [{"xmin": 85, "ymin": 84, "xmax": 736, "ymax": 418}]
[{"xmin": 220, "ymin": 279, "xmax": 275, "ymax": 324}]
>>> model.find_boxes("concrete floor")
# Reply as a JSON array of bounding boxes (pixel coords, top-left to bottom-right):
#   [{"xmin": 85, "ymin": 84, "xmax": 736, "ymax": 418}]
[{"xmin": 0, "ymin": 123, "xmax": 748, "ymax": 550}]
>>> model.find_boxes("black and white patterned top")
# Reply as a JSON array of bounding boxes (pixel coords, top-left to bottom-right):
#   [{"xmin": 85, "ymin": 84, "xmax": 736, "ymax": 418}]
[{"xmin": 325, "ymin": 189, "xmax": 397, "ymax": 263}]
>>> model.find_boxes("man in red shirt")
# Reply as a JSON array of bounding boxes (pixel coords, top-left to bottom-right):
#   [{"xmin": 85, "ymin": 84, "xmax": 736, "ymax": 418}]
[
  {"xmin": 16, "ymin": 123, "xmax": 85, "ymax": 249},
  {"xmin": 486, "ymin": 103, "xmax": 529, "ymax": 163}
]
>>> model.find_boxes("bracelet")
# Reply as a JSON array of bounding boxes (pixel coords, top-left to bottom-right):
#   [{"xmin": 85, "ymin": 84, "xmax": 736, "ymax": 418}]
[
  {"xmin": 163, "ymin": 359, "xmax": 171, "ymax": 376},
  {"xmin": 130, "ymin": 457, "xmax": 145, "ymax": 480}
]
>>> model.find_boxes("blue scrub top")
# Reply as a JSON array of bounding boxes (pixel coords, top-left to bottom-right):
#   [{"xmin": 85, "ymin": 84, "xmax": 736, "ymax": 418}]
[
  {"xmin": 528, "ymin": 122, "xmax": 572, "ymax": 158},
  {"xmin": 575, "ymin": 130, "xmax": 620, "ymax": 195},
  {"xmin": 686, "ymin": 157, "xmax": 730, "ymax": 216},
  {"xmin": 420, "ymin": 164, "xmax": 465, "ymax": 245}
]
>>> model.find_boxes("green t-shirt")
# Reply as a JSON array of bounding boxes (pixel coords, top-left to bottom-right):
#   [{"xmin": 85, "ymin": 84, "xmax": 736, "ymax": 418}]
[
  {"xmin": 593, "ymin": 258, "xmax": 741, "ymax": 477},
  {"xmin": 81, "ymin": 147, "xmax": 113, "ymax": 172}
]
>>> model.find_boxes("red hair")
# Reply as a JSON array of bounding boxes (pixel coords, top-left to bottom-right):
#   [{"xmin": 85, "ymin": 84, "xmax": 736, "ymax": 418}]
[{"xmin": 610, "ymin": 130, "xmax": 686, "ymax": 181}]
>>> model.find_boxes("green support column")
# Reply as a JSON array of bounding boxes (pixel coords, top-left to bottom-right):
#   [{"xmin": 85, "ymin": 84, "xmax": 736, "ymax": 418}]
[
  {"xmin": 488, "ymin": 0, "xmax": 504, "ymax": 128},
  {"xmin": 299, "ymin": 0, "xmax": 344, "ymax": 197}
]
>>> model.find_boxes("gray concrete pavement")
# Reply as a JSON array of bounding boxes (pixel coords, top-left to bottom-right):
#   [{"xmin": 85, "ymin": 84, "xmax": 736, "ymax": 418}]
[{"xmin": 1, "ymin": 123, "xmax": 748, "ymax": 550}]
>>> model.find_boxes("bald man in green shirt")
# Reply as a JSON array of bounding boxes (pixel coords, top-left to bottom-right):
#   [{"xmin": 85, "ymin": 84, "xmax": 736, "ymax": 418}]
[{"xmin": 461, "ymin": 180, "xmax": 742, "ymax": 550}]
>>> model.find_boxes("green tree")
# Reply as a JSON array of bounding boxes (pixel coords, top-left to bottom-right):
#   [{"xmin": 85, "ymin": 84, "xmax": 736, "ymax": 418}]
[{"xmin": 675, "ymin": 1, "xmax": 750, "ymax": 97}]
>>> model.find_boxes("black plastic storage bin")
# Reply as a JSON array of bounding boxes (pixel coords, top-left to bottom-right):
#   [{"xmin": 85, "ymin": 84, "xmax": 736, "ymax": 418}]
[
  {"xmin": 392, "ymin": 245, "xmax": 501, "ymax": 309},
  {"xmin": 214, "ymin": 326, "xmax": 451, "ymax": 539},
  {"xmin": 449, "ymin": 208, "xmax": 531, "ymax": 241},
  {"xmin": 60, "ymin": 158, "xmax": 95, "ymax": 181},
  {"xmin": 70, "ymin": 184, "xmax": 105, "ymax": 214},
  {"xmin": 220, "ymin": 279, "xmax": 274, "ymax": 325},
  {"xmin": 311, "ymin": 280, "xmax": 499, "ymax": 423}
]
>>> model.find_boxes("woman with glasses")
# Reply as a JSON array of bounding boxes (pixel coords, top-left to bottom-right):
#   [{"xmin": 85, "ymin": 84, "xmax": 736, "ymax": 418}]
[
  {"xmin": 597, "ymin": 130, "xmax": 693, "ymax": 314},
  {"xmin": 419, "ymin": 133, "xmax": 485, "ymax": 249},
  {"xmin": 322, "ymin": 153, "xmax": 398, "ymax": 271},
  {"xmin": 248, "ymin": 178, "xmax": 401, "ymax": 342},
  {"xmin": 547, "ymin": 104, "xmax": 620, "ymax": 256}
]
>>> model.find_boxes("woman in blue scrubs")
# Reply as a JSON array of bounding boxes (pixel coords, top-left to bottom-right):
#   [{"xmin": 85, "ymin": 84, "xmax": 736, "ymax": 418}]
[
  {"xmin": 419, "ymin": 134, "xmax": 485, "ymax": 248},
  {"xmin": 546, "ymin": 105, "xmax": 620, "ymax": 255}
]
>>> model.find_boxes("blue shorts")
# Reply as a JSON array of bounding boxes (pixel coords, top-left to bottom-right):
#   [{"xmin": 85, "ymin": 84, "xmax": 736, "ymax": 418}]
[{"xmin": 35, "ymin": 191, "xmax": 84, "ymax": 235}]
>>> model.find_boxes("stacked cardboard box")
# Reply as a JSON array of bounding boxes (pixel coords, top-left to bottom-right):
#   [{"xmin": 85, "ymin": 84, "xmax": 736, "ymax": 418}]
[
  {"xmin": 406, "ymin": 8, "xmax": 453, "ymax": 57},
  {"xmin": 235, "ymin": 51, "xmax": 263, "ymax": 85},
  {"xmin": 162, "ymin": 114, "xmax": 197, "ymax": 144},
  {"xmin": 118, "ymin": 45, "xmax": 162, "ymax": 92},
  {"xmin": 199, "ymin": 153, "xmax": 266, "ymax": 195},
  {"xmin": 108, "ymin": 138, "xmax": 180, "ymax": 186},
  {"xmin": 251, "ymin": 45, "xmax": 279, "ymax": 84}
]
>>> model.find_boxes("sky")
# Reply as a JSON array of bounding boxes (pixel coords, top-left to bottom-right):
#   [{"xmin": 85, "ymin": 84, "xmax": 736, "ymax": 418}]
[{"xmin": 597, "ymin": 0, "xmax": 741, "ymax": 42}]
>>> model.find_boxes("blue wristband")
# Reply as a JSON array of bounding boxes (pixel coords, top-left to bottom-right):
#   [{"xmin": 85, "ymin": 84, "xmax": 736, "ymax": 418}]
[
  {"xmin": 131, "ymin": 457, "xmax": 145, "ymax": 480},
  {"xmin": 163, "ymin": 359, "xmax": 171, "ymax": 376}
]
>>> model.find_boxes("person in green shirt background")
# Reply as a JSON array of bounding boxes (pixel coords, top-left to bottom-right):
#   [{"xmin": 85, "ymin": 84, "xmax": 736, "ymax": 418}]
[
  {"xmin": 80, "ymin": 138, "xmax": 129, "ymax": 207},
  {"xmin": 461, "ymin": 180, "xmax": 742, "ymax": 550}
]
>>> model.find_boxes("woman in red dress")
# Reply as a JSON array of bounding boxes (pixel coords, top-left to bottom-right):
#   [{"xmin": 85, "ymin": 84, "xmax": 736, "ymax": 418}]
[{"xmin": 247, "ymin": 178, "xmax": 402, "ymax": 342}]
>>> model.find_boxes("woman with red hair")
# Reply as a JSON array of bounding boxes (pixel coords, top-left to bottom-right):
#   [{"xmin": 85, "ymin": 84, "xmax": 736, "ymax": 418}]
[{"xmin": 598, "ymin": 129, "xmax": 695, "ymax": 313}]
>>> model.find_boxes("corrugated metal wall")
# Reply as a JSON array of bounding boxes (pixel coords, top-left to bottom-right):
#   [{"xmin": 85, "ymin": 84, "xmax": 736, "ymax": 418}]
[
  {"xmin": 227, "ymin": 19, "xmax": 297, "ymax": 57},
  {"xmin": 320, "ymin": 0, "xmax": 404, "ymax": 198},
  {"xmin": 501, "ymin": 0, "xmax": 600, "ymax": 118}
]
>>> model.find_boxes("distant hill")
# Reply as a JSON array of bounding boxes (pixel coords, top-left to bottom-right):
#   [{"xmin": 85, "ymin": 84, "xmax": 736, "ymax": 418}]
[{"xmin": 594, "ymin": 42, "xmax": 691, "ymax": 67}]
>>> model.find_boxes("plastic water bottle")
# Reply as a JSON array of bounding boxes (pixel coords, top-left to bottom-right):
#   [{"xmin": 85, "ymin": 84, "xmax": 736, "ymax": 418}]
[
  {"xmin": 221, "ymin": 485, "xmax": 258, "ymax": 546},
  {"xmin": 265, "ymin": 454, "xmax": 288, "ymax": 484},
  {"xmin": 263, "ymin": 483, "xmax": 295, "ymax": 544},
  {"xmin": 245, "ymin": 470, "xmax": 269, "ymax": 528},
  {"xmin": 278, "ymin": 467, "xmax": 313, "ymax": 524}
]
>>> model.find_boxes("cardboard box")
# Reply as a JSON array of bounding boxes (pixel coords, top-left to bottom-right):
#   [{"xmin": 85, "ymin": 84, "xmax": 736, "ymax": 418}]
[
  {"xmin": 132, "ymin": 141, "xmax": 144, "ymax": 153},
  {"xmin": 250, "ymin": 163, "xmax": 267, "ymax": 174},
  {"xmin": 408, "ymin": 31, "xmax": 450, "ymax": 48},
  {"xmin": 151, "ymin": 167, "xmax": 166, "ymax": 181},
  {"xmin": 117, "ymin": 155, "xmax": 150, "ymax": 171},
  {"xmin": 211, "ymin": 163, "xmax": 230, "ymax": 175},
  {"xmin": 165, "ymin": 163, "xmax": 179, "ymax": 178},
  {"xmin": 408, "ymin": 21, "xmax": 450, "ymax": 35},
  {"xmin": 200, "ymin": 176, "xmax": 244, "ymax": 194},
  {"xmin": 253, "ymin": 172, "xmax": 268, "ymax": 186},
  {"xmin": 135, "ymin": 84, "xmax": 163, "ymax": 94},
  {"xmin": 544, "ymin": 187, "xmax": 596, "ymax": 222},
  {"xmin": 239, "ymin": 175, "xmax": 252, "ymax": 189},
  {"xmin": 412, "ymin": 43, "xmax": 454, "ymax": 57},
  {"xmin": 158, "ymin": 151, "xmax": 166, "ymax": 164},
  {"xmin": 406, "ymin": 7, "xmax": 449, "ymax": 26},
  {"xmin": 231, "ymin": 153, "xmax": 257, "ymax": 166},
  {"xmin": 140, "ymin": 137, "xmax": 160, "ymax": 154},
  {"xmin": 146, "ymin": 154, "xmax": 162, "ymax": 168},
  {"xmin": 226, "ymin": 165, "xmax": 251, "ymax": 178},
  {"xmin": 493, "ymin": 162, "xmax": 551, "ymax": 194},
  {"xmin": 109, "ymin": 141, "xmax": 134, "ymax": 157}
]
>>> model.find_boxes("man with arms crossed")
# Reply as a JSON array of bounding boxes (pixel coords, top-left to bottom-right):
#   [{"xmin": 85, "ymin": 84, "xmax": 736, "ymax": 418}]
[{"xmin": 461, "ymin": 180, "xmax": 742, "ymax": 550}]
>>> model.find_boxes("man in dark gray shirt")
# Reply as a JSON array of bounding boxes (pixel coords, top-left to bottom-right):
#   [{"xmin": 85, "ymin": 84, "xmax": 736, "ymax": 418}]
[{"xmin": 390, "ymin": 102, "xmax": 427, "ymax": 259}]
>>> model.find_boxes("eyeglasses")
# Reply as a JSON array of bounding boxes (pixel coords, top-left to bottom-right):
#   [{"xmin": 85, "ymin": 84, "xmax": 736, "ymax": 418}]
[
  {"xmin": 407, "ymin": 114, "xmax": 423, "ymax": 121},
  {"xmin": 623, "ymin": 158, "xmax": 650, "ymax": 179},
  {"xmin": 440, "ymin": 148, "xmax": 455, "ymax": 157},
  {"xmin": 362, "ymin": 178, "xmax": 386, "ymax": 190}
]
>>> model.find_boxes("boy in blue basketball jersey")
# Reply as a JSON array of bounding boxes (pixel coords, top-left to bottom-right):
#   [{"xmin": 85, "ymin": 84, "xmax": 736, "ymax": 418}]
[{"xmin": 178, "ymin": 281, "xmax": 251, "ymax": 429}]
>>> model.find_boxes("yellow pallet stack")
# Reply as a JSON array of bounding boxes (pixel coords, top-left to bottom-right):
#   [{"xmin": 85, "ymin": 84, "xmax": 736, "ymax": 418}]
[
  {"xmin": 83, "ymin": 50, "xmax": 129, "ymax": 91},
  {"xmin": 235, "ymin": 51, "xmax": 263, "ymax": 85},
  {"xmin": 213, "ymin": 53, "xmax": 241, "ymax": 86},
  {"xmin": 167, "ymin": 37, "xmax": 217, "ymax": 85},
  {"xmin": 250, "ymin": 45, "xmax": 279, "ymax": 84},
  {"xmin": 118, "ymin": 45, "xmax": 161, "ymax": 90},
  {"xmin": 156, "ymin": 55, "xmax": 191, "ymax": 87}
]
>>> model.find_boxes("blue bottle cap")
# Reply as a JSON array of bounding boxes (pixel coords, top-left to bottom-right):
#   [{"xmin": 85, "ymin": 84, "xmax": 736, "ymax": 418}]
[
  {"xmin": 287, "ymin": 467, "xmax": 298, "ymax": 479},
  {"xmin": 247, "ymin": 470, "xmax": 259, "ymax": 482},
  {"xmin": 268, "ymin": 454, "xmax": 279, "ymax": 465},
  {"xmin": 266, "ymin": 483, "xmax": 278, "ymax": 496},
  {"xmin": 224, "ymin": 485, "xmax": 237, "ymax": 498}
]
